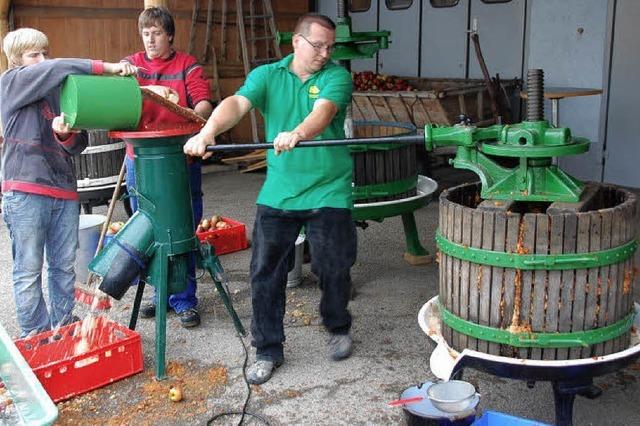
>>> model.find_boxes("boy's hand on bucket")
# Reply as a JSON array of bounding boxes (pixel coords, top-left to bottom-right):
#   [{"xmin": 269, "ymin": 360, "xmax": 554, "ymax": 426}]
[
  {"xmin": 52, "ymin": 112, "xmax": 79, "ymax": 139},
  {"xmin": 103, "ymin": 62, "xmax": 138, "ymax": 76}
]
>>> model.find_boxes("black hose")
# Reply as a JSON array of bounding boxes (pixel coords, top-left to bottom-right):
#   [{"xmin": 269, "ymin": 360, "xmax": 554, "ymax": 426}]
[{"xmin": 205, "ymin": 283, "xmax": 271, "ymax": 426}]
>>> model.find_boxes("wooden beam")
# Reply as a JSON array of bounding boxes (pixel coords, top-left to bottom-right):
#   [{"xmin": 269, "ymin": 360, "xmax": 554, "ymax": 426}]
[
  {"xmin": 144, "ymin": 0, "xmax": 168, "ymax": 9},
  {"xmin": 0, "ymin": 0, "xmax": 10, "ymax": 73},
  {"xmin": 12, "ymin": 5, "xmax": 303, "ymax": 23}
]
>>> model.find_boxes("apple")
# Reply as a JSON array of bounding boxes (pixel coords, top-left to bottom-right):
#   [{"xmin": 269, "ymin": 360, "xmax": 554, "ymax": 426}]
[
  {"xmin": 169, "ymin": 385, "xmax": 183, "ymax": 402},
  {"xmin": 109, "ymin": 221, "xmax": 124, "ymax": 234}
]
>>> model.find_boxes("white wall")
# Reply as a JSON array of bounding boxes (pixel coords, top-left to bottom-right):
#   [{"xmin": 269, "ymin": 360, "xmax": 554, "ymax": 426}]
[{"xmin": 526, "ymin": 0, "xmax": 609, "ymax": 182}]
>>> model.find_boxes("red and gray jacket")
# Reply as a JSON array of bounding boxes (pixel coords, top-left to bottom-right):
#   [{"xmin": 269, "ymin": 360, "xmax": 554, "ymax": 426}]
[
  {"xmin": 1, "ymin": 59, "xmax": 104, "ymax": 200},
  {"xmin": 121, "ymin": 50, "xmax": 212, "ymax": 158}
]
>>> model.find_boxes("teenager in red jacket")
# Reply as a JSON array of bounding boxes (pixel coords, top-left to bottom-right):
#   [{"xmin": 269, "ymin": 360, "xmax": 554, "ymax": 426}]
[{"xmin": 121, "ymin": 6, "xmax": 213, "ymax": 328}]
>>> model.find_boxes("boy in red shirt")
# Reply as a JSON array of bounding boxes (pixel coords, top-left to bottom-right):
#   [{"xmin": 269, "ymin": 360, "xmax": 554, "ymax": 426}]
[{"xmin": 122, "ymin": 7, "xmax": 213, "ymax": 328}]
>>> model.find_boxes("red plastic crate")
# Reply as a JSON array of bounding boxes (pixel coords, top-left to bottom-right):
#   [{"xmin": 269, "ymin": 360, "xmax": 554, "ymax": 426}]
[
  {"xmin": 14, "ymin": 316, "xmax": 143, "ymax": 402},
  {"xmin": 74, "ymin": 286, "xmax": 112, "ymax": 310},
  {"xmin": 196, "ymin": 216, "xmax": 249, "ymax": 255}
]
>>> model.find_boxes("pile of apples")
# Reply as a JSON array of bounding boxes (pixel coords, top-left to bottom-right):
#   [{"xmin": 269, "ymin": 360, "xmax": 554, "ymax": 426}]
[
  {"xmin": 197, "ymin": 214, "xmax": 230, "ymax": 233},
  {"xmin": 352, "ymin": 71, "xmax": 415, "ymax": 92}
]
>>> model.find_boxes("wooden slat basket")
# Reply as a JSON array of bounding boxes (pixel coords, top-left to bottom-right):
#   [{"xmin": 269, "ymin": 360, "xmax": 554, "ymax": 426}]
[
  {"xmin": 351, "ymin": 121, "xmax": 418, "ymax": 204},
  {"xmin": 437, "ymin": 182, "xmax": 637, "ymax": 360}
]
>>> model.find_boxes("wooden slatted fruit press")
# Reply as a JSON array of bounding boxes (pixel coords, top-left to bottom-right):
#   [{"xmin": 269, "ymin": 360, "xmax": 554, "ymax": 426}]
[{"xmin": 417, "ymin": 69, "xmax": 639, "ymax": 426}]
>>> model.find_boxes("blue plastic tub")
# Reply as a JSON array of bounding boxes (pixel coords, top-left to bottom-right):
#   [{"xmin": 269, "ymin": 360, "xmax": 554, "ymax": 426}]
[{"xmin": 472, "ymin": 411, "xmax": 550, "ymax": 426}]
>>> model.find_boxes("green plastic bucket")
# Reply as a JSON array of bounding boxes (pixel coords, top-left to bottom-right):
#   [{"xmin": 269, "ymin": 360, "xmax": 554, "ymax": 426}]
[{"xmin": 60, "ymin": 75, "xmax": 141, "ymax": 130}]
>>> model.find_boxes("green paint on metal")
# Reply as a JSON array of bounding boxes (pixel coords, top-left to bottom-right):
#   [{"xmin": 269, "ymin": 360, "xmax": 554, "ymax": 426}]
[
  {"xmin": 353, "ymin": 176, "xmax": 417, "ymax": 200},
  {"xmin": 89, "ymin": 211, "xmax": 156, "ymax": 277},
  {"xmin": 200, "ymin": 243, "xmax": 246, "ymax": 336},
  {"xmin": 423, "ymin": 119, "xmax": 592, "ymax": 202},
  {"xmin": 155, "ymin": 245, "xmax": 169, "ymax": 380},
  {"xmin": 436, "ymin": 231, "xmax": 638, "ymax": 270},
  {"xmin": 438, "ymin": 301, "xmax": 635, "ymax": 348},
  {"xmin": 60, "ymin": 75, "xmax": 141, "ymax": 130},
  {"xmin": 87, "ymin": 126, "xmax": 246, "ymax": 381},
  {"xmin": 277, "ymin": 17, "xmax": 390, "ymax": 61},
  {"xmin": 481, "ymin": 137, "xmax": 590, "ymax": 158},
  {"xmin": 402, "ymin": 212, "xmax": 429, "ymax": 256}
]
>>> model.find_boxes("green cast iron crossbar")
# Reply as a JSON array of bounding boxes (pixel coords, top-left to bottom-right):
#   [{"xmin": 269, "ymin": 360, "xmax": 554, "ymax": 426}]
[
  {"xmin": 436, "ymin": 231, "xmax": 638, "ymax": 270},
  {"xmin": 438, "ymin": 301, "xmax": 635, "ymax": 348},
  {"xmin": 353, "ymin": 176, "xmax": 417, "ymax": 200}
]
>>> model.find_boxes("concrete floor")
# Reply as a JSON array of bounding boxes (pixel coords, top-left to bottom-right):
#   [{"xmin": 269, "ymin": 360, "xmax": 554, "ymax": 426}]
[{"xmin": 1, "ymin": 163, "xmax": 639, "ymax": 425}]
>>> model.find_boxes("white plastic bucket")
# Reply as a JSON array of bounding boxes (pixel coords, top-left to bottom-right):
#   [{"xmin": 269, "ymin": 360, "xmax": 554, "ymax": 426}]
[
  {"xmin": 75, "ymin": 214, "xmax": 106, "ymax": 284},
  {"xmin": 286, "ymin": 233, "xmax": 306, "ymax": 288}
]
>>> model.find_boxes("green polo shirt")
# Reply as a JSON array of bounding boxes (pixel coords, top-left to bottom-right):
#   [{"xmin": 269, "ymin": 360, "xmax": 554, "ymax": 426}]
[{"xmin": 236, "ymin": 54, "xmax": 353, "ymax": 210}]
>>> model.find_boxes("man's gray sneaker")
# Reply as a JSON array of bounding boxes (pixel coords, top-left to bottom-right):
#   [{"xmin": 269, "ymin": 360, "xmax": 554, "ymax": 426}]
[
  {"xmin": 246, "ymin": 359, "xmax": 282, "ymax": 385},
  {"xmin": 328, "ymin": 334, "xmax": 353, "ymax": 361}
]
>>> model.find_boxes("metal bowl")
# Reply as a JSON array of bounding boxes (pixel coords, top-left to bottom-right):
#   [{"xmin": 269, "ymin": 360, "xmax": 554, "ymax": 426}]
[{"xmin": 427, "ymin": 380, "xmax": 477, "ymax": 413}]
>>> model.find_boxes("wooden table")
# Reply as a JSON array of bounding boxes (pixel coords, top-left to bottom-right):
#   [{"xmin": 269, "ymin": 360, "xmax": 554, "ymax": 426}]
[{"xmin": 520, "ymin": 87, "xmax": 603, "ymax": 126}]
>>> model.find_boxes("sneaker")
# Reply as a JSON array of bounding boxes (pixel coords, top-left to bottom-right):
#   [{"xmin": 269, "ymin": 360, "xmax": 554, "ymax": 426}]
[
  {"xmin": 328, "ymin": 334, "xmax": 353, "ymax": 361},
  {"xmin": 177, "ymin": 308, "xmax": 200, "ymax": 328},
  {"xmin": 140, "ymin": 302, "xmax": 157, "ymax": 318},
  {"xmin": 246, "ymin": 359, "xmax": 283, "ymax": 385},
  {"xmin": 139, "ymin": 302, "xmax": 169, "ymax": 319}
]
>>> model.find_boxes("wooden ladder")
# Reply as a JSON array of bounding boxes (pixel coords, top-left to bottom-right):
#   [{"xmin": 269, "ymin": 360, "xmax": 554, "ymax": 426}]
[
  {"xmin": 236, "ymin": 0, "xmax": 282, "ymax": 142},
  {"xmin": 188, "ymin": 0, "xmax": 222, "ymax": 103}
]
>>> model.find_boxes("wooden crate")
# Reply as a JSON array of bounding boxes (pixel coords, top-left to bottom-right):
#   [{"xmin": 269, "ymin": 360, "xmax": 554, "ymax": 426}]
[{"xmin": 351, "ymin": 77, "xmax": 521, "ymax": 128}]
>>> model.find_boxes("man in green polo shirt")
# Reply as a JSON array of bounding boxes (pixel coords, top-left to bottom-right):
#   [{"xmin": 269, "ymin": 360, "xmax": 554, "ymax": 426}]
[{"xmin": 184, "ymin": 13, "xmax": 356, "ymax": 385}]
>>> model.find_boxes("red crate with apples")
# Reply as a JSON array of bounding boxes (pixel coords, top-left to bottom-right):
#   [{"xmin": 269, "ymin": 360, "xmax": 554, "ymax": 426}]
[
  {"xmin": 14, "ymin": 317, "xmax": 143, "ymax": 402},
  {"xmin": 196, "ymin": 216, "xmax": 249, "ymax": 255}
]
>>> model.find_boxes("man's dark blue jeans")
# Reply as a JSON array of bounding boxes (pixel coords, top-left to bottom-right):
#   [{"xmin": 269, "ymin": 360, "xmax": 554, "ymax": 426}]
[{"xmin": 250, "ymin": 205, "xmax": 357, "ymax": 363}]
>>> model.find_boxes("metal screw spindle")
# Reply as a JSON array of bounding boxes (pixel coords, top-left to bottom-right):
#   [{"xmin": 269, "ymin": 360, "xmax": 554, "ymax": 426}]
[
  {"xmin": 526, "ymin": 69, "xmax": 544, "ymax": 122},
  {"xmin": 337, "ymin": 0, "xmax": 346, "ymax": 19}
]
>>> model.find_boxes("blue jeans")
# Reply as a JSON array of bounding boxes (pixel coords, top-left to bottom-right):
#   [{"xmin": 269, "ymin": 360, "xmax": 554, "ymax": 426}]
[
  {"xmin": 250, "ymin": 205, "xmax": 357, "ymax": 362},
  {"xmin": 2, "ymin": 191, "xmax": 79, "ymax": 337},
  {"xmin": 125, "ymin": 156, "xmax": 202, "ymax": 312}
]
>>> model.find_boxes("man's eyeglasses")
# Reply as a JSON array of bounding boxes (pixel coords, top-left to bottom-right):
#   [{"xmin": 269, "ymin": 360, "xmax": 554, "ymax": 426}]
[{"xmin": 297, "ymin": 33, "xmax": 335, "ymax": 54}]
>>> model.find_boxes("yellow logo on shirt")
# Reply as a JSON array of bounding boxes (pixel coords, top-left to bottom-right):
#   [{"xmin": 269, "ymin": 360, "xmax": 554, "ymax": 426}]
[{"xmin": 308, "ymin": 85, "xmax": 320, "ymax": 99}]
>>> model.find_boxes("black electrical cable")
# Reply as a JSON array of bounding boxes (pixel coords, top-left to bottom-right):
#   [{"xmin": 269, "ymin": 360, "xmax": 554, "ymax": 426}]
[{"xmin": 205, "ymin": 282, "xmax": 271, "ymax": 426}]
